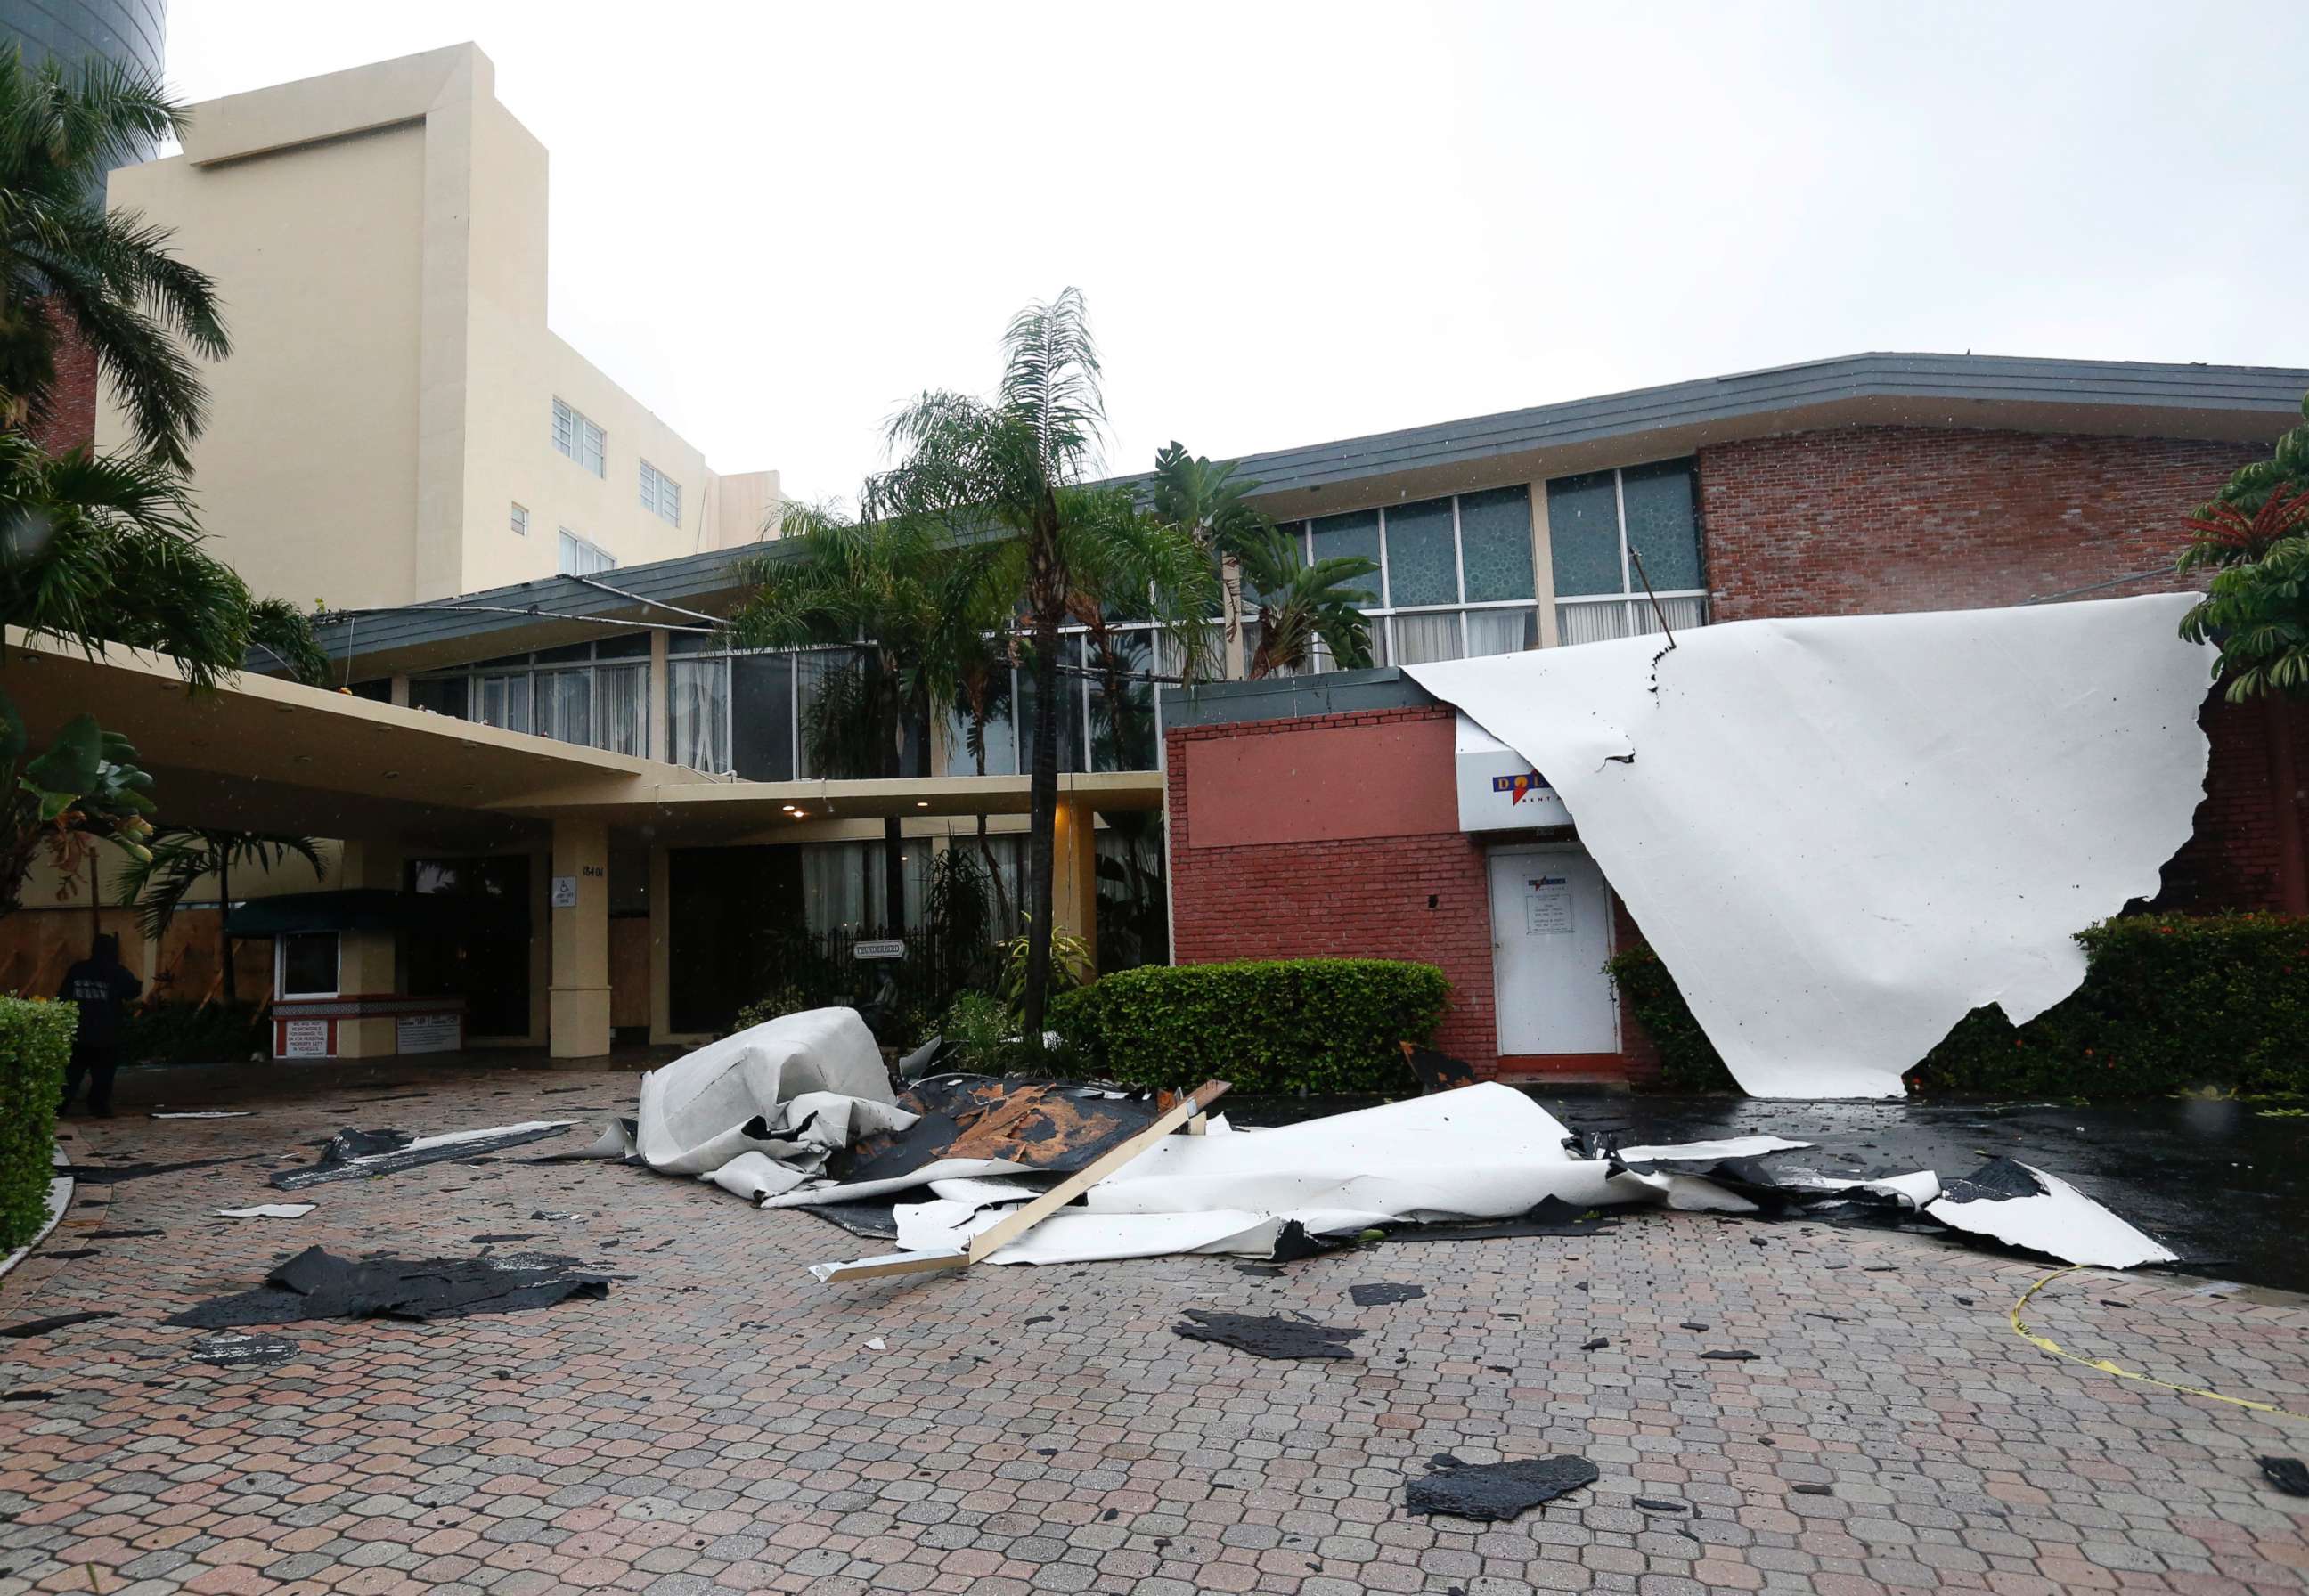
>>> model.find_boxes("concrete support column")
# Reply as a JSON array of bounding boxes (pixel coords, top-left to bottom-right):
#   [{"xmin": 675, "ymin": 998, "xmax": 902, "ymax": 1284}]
[
  {"xmin": 335, "ymin": 838, "xmax": 402, "ymax": 1058},
  {"xmin": 647, "ymin": 629, "xmax": 670, "ymax": 765},
  {"xmin": 549, "ymin": 818, "xmax": 612, "ymax": 1059},
  {"xmin": 1051, "ymin": 798, "xmax": 1098, "ymax": 973}
]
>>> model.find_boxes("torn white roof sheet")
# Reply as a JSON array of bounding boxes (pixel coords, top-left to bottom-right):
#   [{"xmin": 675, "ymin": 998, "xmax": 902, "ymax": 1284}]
[
  {"xmin": 1925, "ymin": 1160, "xmax": 2177, "ymax": 1268},
  {"xmin": 1407, "ymin": 594, "xmax": 2215, "ymax": 1098},
  {"xmin": 636, "ymin": 1006, "xmax": 893, "ymax": 1175}
]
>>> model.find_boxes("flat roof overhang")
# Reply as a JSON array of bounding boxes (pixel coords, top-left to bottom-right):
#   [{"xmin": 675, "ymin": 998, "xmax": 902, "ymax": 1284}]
[{"xmin": 10, "ymin": 631, "xmax": 1162, "ymax": 843}]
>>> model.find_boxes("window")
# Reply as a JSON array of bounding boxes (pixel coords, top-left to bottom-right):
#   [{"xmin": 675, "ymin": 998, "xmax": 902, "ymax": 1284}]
[
  {"xmin": 510, "ymin": 502, "xmax": 529, "ymax": 538},
  {"xmin": 278, "ymin": 932, "xmax": 339, "ymax": 998},
  {"xmin": 668, "ymin": 639, "xmax": 935, "ymax": 780},
  {"xmin": 639, "ymin": 460, "xmax": 681, "ymax": 526},
  {"xmin": 559, "ymin": 529, "xmax": 616, "ymax": 575},
  {"xmin": 551, "ymin": 396, "xmax": 606, "ymax": 476},
  {"xmin": 411, "ymin": 639, "xmax": 647, "ymax": 757},
  {"xmin": 1546, "ymin": 459, "xmax": 1707, "ymax": 646},
  {"xmin": 1268, "ymin": 484, "xmax": 1542, "ymax": 672}
]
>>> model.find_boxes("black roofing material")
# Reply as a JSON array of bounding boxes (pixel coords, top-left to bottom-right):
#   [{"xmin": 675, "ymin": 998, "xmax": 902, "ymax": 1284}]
[
  {"xmin": 1173, "ymin": 1310, "xmax": 1366, "ymax": 1361},
  {"xmin": 63, "ymin": 1154, "xmax": 249, "ymax": 1183},
  {"xmin": 1379, "ymin": 1196, "xmax": 1626, "ymax": 1242},
  {"xmin": 1348, "ymin": 1283, "xmax": 1426, "ymax": 1307},
  {"xmin": 270, "ymin": 1124, "xmax": 572, "ymax": 1190},
  {"xmin": 164, "ymin": 1247, "xmax": 609, "ymax": 1328},
  {"xmin": 1935, "ymin": 1157, "xmax": 2047, "ymax": 1204},
  {"xmin": 1, "ymin": 1311, "xmax": 117, "ymax": 1339},
  {"xmin": 1406, "ymin": 1455, "xmax": 1599, "ymax": 1521},
  {"xmin": 2259, "ymin": 1457, "xmax": 2309, "ymax": 1498}
]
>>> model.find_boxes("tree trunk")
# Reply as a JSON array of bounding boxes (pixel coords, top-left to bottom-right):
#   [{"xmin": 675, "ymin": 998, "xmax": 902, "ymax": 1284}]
[
  {"xmin": 217, "ymin": 850, "xmax": 236, "ymax": 1006},
  {"xmin": 1021, "ymin": 615, "xmax": 1061, "ymax": 1051}
]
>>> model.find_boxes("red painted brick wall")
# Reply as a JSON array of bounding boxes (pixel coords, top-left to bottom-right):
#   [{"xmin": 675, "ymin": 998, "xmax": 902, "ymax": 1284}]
[
  {"xmin": 1696, "ymin": 426, "xmax": 2305, "ymax": 914},
  {"xmin": 1167, "ymin": 706, "xmax": 1503, "ymax": 1071}
]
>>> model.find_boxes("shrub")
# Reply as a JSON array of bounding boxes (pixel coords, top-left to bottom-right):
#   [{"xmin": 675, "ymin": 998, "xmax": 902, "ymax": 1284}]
[
  {"xmin": 1, "ymin": 997, "xmax": 75, "ymax": 1251},
  {"xmin": 118, "ymin": 1000, "xmax": 266, "ymax": 1065},
  {"xmin": 1601, "ymin": 946, "xmax": 1735, "ymax": 1091},
  {"xmin": 1607, "ymin": 912, "xmax": 2309, "ymax": 1098},
  {"xmin": 936, "ymin": 989, "xmax": 1021, "ymax": 1074},
  {"xmin": 1053, "ymin": 958, "xmax": 1450, "ymax": 1095}
]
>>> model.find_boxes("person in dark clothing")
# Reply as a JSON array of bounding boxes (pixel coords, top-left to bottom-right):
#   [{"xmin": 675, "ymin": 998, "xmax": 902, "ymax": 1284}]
[{"xmin": 59, "ymin": 932, "xmax": 141, "ymax": 1118}]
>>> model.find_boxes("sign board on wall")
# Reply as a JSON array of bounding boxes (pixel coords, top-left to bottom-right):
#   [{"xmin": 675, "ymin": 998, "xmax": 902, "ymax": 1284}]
[
  {"xmin": 1523, "ymin": 874, "xmax": 1575, "ymax": 935},
  {"xmin": 396, "ymin": 1012, "xmax": 461, "ymax": 1054},
  {"xmin": 280, "ymin": 1018, "xmax": 331, "ymax": 1059},
  {"xmin": 1454, "ymin": 715, "xmax": 1572, "ymax": 831},
  {"xmin": 853, "ymin": 939, "xmax": 906, "ymax": 961},
  {"xmin": 550, "ymin": 875, "xmax": 578, "ymax": 908}
]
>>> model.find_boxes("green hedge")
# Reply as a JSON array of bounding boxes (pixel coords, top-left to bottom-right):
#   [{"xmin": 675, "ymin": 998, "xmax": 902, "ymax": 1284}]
[
  {"xmin": 1, "ymin": 997, "xmax": 75, "ymax": 1251},
  {"xmin": 1051, "ymin": 958, "xmax": 1450, "ymax": 1095},
  {"xmin": 1607, "ymin": 912, "xmax": 2309, "ymax": 1097}
]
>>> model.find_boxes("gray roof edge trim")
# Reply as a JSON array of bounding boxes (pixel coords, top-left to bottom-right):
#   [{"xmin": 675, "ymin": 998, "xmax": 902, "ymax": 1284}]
[{"xmin": 328, "ymin": 353, "xmax": 2308, "ymax": 666}]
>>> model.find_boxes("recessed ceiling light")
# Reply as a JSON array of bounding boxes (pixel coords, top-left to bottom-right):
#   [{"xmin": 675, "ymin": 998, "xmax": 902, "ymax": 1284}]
[{"xmin": 915, "ymin": 801, "xmax": 929, "ymax": 808}]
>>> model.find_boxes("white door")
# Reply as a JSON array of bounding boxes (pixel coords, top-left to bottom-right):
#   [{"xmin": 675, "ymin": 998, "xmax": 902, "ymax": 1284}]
[{"xmin": 1489, "ymin": 848, "xmax": 1619, "ymax": 1056}]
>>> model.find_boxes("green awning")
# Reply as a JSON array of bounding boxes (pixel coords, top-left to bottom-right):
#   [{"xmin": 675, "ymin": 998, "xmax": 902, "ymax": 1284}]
[{"xmin": 224, "ymin": 890, "xmax": 490, "ymax": 936}]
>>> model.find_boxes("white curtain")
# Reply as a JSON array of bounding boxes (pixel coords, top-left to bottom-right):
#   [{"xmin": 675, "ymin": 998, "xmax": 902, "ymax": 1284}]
[
  {"xmin": 669, "ymin": 658, "xmax": 729, "ymax": 772},
  {"xmin": 1465, "ymin": 607, "xmax": 1537, "ymax": 657},
  {"xmin": 474, "ymin": 672, "xmax": 531, "ymax": 733},
  {"xmin": 1391, "ymin": 612, "xmax": 1464, "ymax": 665},
  {"xmin": 802, "ymin": 842, "xmax": 930, "ymax": 935},
  {"xmin": 596, "ymin": 664, "xmax": 647, "ymax": 756},
  {"xmin": 535, "ymin": 669, "xmax": 592, "ymax": 747}
]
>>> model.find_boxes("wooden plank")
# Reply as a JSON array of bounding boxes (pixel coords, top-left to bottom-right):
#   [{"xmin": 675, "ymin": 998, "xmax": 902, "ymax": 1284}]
[
  {"xmin": 811, "ymin": 1079, "xmax": 1231, "ymax": 1282},
  {"xmin": 964, "ymin": 1080, "xmax": 1228, "ymax": 1263}
]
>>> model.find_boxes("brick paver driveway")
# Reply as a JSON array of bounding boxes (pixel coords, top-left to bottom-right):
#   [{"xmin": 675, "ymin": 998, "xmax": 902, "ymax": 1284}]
[{"xmin": 3, "ymin": 1067, "xmax": 2305, "ymax": 1594}]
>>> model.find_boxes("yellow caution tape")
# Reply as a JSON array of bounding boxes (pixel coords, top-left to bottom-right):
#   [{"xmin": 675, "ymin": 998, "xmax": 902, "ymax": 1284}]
[{"xmin": 2009, "ymin": 1266, "xmax": 2309, "ymax": 1422}]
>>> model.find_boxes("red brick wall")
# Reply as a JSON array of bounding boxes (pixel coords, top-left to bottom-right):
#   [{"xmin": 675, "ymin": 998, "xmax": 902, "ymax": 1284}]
[
  {"xmin": 1696, "ymin": 426, "xmax": 2258, "ymax": 623},
  {"xmin": 28, "ymin": 300, "xmax": 98, "ymax": 455},
  {"xmin": 1697, "ymin": 425, "xmax": 2305, "ymax": 916},
  {"xmin": 1167, "ymin": 706, "xmax": 1503, "ymax": 1070}
]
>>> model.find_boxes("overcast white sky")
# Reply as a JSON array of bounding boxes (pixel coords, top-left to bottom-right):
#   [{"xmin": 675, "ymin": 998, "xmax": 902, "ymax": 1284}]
[{"xmin": 167, "ymin": 1, "xmax": 2309, "ymax": 501}]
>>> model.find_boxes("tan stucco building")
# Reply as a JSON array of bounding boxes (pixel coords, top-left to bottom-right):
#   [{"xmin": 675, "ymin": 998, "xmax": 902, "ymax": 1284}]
[{"xmin": 100, "ymin": 45, "xmax": 778, "ymax": 613}]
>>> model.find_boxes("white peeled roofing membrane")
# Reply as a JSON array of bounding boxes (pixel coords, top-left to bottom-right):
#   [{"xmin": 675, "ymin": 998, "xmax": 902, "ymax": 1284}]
[
  {"xmin": 1925, "ymin": 1161, "xmax": 2177, "ymax": 1268},
  {"xmin": 1407, "ymin": 594, "xmax": 2216, "ymax": 1098},
  {"xmin": 635, "ymin": 1007, "xmax": 897, "ymax": 1177},
  {"xmin": 601, "ymin": 1015, "xmax": 2180, "ymax": 1276}
]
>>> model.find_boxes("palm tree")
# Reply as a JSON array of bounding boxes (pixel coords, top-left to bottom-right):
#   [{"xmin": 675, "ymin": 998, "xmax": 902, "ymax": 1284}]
[
  {"xmin": 116, "ymin": 826, "xmax": 328, "ymax": 1005},
  {"xmin": 862, "ymin": 289, "xmax": 1212, "ymax": 1044},
  {"xmin": 1149, "ymin": 443, "xmax": 1269, "ymax": 680},
  {"xmin": 0, "ymin": 47, "xmax": 227, "ymax": 468},
  {"xmin": 1231, "ymin": 523, "xmax": 1378, "ymax": 677},
  {"xmin": 730, "ymin": 502, "xmax": 943, "ymax": 932}
]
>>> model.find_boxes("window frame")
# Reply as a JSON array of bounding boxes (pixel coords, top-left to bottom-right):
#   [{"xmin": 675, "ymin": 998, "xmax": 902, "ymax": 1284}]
[
  {"xmin": 1277, "ymin": 485, "xmax": 1546, "ymax": 670},
  {"xmin": 551, "ymin": 396, "xmax": 607, "ymax": 476},
  {"xmin": 510, "ymin": 501, "xmax": 529, "ymax": 538},
  {"xmin": 1546, "ymin": 459, "xmax": 1709, "ymax": 646},
  {"xmin": 275, "ymin": 930, "xmax": 340, "ymax": 999},
  {"xmin": 409, "ymin": 640, "xmax": 648, "ymax": 758},
  {"xmin": 558, "ymin": 528, "xmax": 617, "ymax": 576},
  {"xmin": 639, "ymin": 460, "xmax": 681, "ymax": 526}
]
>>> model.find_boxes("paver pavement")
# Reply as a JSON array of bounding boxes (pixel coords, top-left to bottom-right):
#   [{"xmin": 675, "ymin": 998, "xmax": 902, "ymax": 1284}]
[{"xmin": 2, "ymin": 1068, "xmax": 2305, "ymax": 1594}]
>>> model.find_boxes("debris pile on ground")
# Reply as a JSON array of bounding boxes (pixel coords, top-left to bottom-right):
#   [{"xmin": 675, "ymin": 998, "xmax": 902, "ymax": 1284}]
[
  {"xmin": 164, "ymin": 1245, "xmax": 608, "ymax": 1327},
  {"xmin": 585, "ymin": 1009, "xmax": 2181, "ymax": 1280}
]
